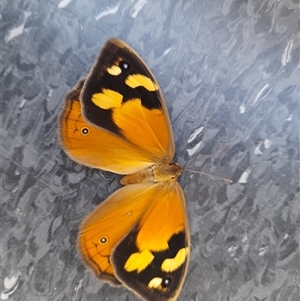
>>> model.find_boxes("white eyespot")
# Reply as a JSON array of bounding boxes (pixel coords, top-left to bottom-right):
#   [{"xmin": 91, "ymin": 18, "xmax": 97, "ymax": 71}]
[
  {"xmin": 161, "ymin": 277, "xmax": 171, "ymax": 288},
  {"xmin": 99, "ymin": 236, "xmax": 108, "ymax": 244},
  {"xmin": 81, "ymin": 127, "xmax": 90, "ymax": 136},
  {"xmin": 120, "ymin": 61, "xmax": 129, "ymax": 70}
]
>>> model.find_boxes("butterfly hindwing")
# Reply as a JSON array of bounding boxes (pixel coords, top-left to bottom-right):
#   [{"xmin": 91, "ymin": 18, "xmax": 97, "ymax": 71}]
[
  {"xmin": 58, "ymin": 82, "xmax": 161, "ymax": 174},
  {"xmin": 78, "ymin": 183, "xmax": 157, "ymax": 284}
]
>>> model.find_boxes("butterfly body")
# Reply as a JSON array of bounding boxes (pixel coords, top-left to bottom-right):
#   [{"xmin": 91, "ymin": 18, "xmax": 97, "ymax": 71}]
[
  {"xmin": 58, "ymin": 38, "xmax": 189, "ymax": 301},
  {"xmin": 121, "ymin": 161, "xmax": 182, "ymax": 185}
]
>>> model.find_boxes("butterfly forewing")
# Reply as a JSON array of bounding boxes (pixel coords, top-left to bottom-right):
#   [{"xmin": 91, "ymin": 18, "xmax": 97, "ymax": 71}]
[
  {"xmin": 81, "ymin": 38, "xmax": 175, "ymax": 159},
  {"xmin": 112, "ymin": 182, "xmax": 189, "ymax": 301}
]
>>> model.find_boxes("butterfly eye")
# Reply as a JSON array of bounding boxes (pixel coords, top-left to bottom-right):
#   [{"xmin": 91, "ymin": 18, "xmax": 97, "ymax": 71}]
[
  {"xmin": 119, "ymin": 61, "xmax": 130, "ymax": 71},
  {"xmin": 99, "ymin": 236, "xmax": 108, "ymax": 244},
  {"xmin": 161, "ymin": 277, "xmax": 171, "ymax": 288},
  {"xmin": 81, "ymin": 127, "xmax": 90, "ymax": 136}
]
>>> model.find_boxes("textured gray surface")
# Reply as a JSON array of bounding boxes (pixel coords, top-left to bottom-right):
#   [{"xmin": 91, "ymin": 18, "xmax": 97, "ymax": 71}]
[{"xmin": 1, "ymin": 0, "xmax": 299, "ymax": 300}]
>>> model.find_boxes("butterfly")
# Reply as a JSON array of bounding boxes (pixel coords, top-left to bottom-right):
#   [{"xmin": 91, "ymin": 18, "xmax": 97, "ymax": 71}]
[{"xmin": 58, "ymin": 38, "xmax": 190, "ymax": 301}]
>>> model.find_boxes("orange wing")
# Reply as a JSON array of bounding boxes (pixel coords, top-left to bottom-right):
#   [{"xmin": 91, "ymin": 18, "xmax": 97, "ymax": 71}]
[
  {"xmin": 58, "ymin": 82, "xmax": 157, "ymax": 174},
  {"xmin": 58, "ymin": 39, "xmax": 175, "ymax": 175},
  {"xmin": 81, "ymin": 38, "xmax": 175, "ymax": 158},
  {"xmin": 78, "ymin": 181, "xmax": 189, "ymax": 301}
]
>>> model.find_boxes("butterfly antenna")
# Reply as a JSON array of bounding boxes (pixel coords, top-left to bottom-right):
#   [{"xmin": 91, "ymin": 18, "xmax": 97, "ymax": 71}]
[
  {"xmin": 184, "ymin": 143, "xmax": 232, "ymax": 183},
  {"xmin": 184, "ymin": 168, "xmax": 233, "ymax": 184}
]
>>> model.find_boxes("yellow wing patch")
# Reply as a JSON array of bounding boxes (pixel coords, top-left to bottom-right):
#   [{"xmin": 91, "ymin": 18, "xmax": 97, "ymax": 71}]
[
  {"xmin": 125, "ymin": 249, "xmax": 154, "ymax": 273},
  {"xmin": 161, "ymin": 248, "xmax": 189, "ymax": 273},
  {"xmin": 92, "ymin": 89, "xmax": 123, "ymax": 109},
  {"xmin": 125, "ymin": 74, "xmax": 158, "ymax": 91},
  {"xmin": 148, "ymin": 277, "xmax": 163, "ymax": 289},
  {"xmin": 107, "ymin": 64, "xmax": 122, "ymax": 76}
]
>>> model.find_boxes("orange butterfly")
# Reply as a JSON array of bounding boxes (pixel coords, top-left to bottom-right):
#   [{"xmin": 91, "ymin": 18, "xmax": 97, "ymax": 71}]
[{"xmin": 58, "ymin": 38, "xmax": 189, "ymax": 301}]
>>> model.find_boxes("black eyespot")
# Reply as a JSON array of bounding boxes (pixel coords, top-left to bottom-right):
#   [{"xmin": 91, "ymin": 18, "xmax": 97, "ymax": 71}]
[
  {"xmin": 81, "ymin": 127, "xmax": 90, "ymax": 136},
  {"xmin": 161, "ymin": 277, "xmax": 171, "ymax": 288},
  {"xmin": 99, "ymin": 236, "xmax": 108, "ymax": 244},
  {"xmin": 119, "ymin": 61, "xmax": 130, "ymax": 71}
]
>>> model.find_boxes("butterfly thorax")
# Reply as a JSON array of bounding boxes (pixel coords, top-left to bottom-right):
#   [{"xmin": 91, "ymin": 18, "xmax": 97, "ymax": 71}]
[{"xmin": 120, "ymin": 161, "xmax": 182, "ymax": 185}]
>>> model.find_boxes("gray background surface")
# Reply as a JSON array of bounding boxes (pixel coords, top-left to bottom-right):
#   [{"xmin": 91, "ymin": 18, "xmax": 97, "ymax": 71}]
[{"xmin": 1, "ymin": 0, "xmax": 299, "ymax": 300}]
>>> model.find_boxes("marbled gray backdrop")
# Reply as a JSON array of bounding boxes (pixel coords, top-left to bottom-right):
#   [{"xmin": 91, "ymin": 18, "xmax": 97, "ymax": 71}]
[{"xmin": 1, "ymin": 0, "xmax": 299, "ymax": 300}]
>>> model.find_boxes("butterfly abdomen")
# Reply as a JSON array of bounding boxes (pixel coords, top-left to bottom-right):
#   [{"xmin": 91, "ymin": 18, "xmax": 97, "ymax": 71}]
[{"xmin": 120, "ymin": 161, "xmax": 182, "ymax": 185}]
